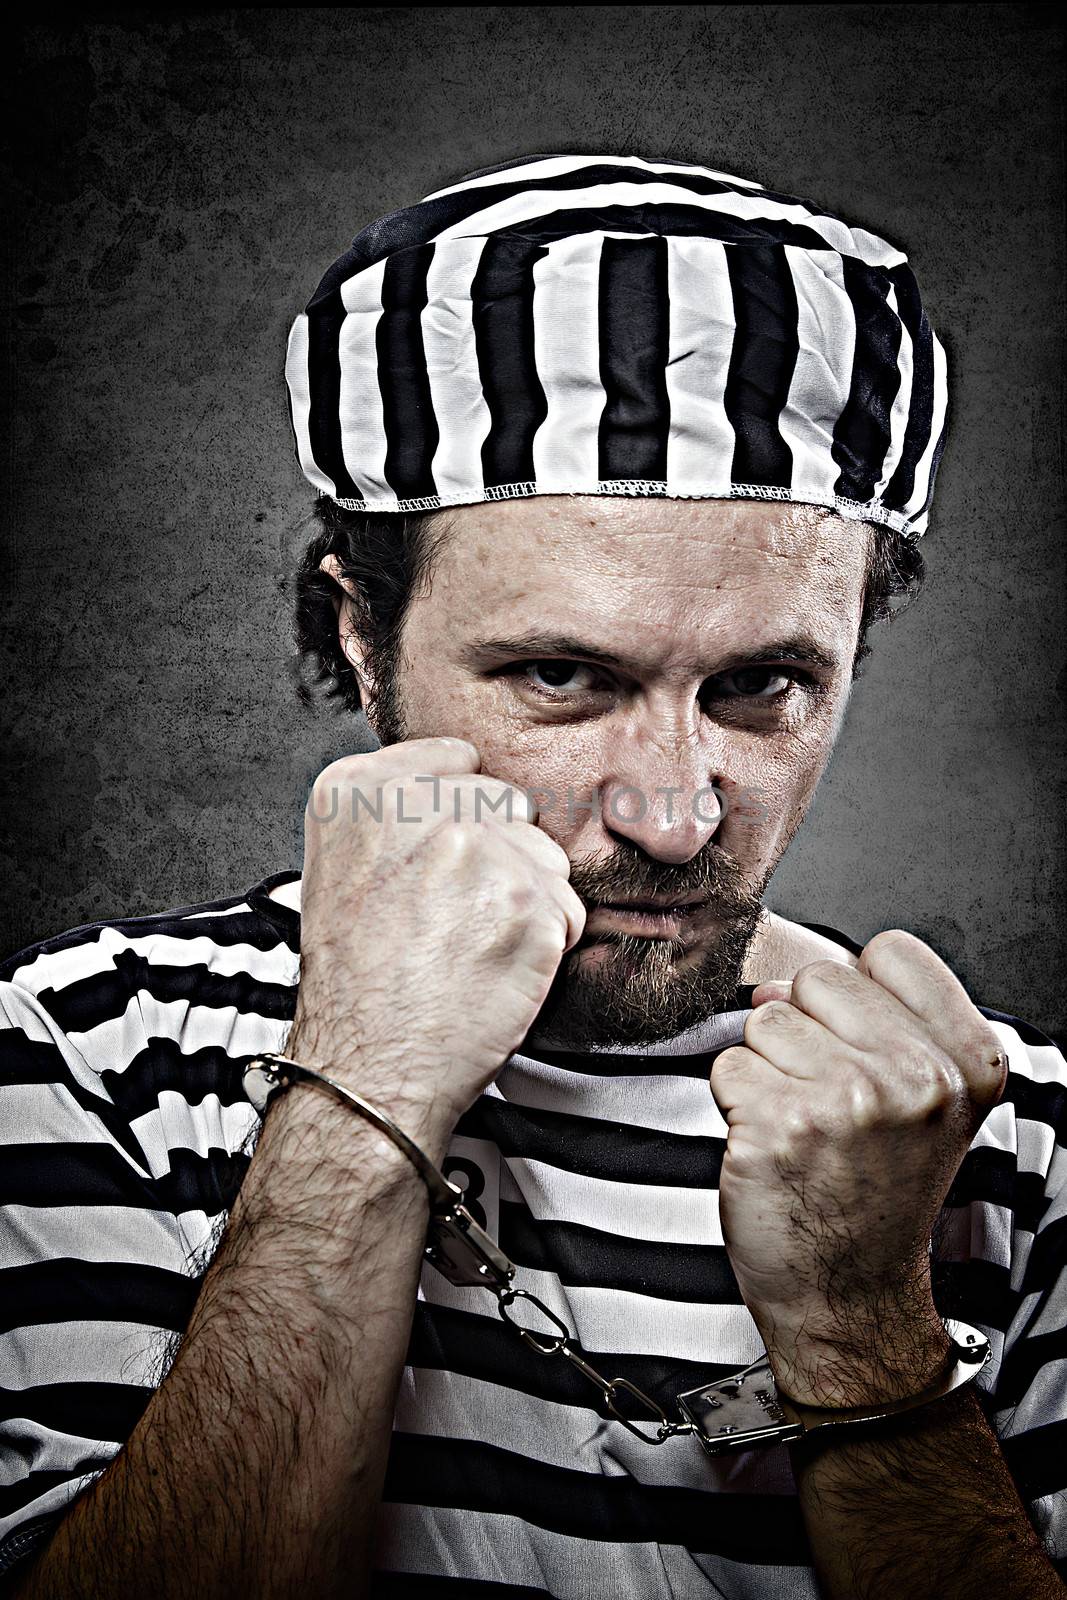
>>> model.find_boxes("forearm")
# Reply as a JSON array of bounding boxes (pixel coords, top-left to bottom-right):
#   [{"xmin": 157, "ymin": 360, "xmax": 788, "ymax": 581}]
[
  {"xmin": 12, "ymin": 1081, "xmax": 437, "ymax": 1600},
  {"xmin": 793, "ymin": 1387, "xmax": 1065, "ymax": 1599}
]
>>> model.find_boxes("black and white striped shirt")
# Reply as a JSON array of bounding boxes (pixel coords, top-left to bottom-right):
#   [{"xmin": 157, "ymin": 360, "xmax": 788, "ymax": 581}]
[{"xmin": 2, "ymin": 871, "xmax": 1065, "ymax": 1594}]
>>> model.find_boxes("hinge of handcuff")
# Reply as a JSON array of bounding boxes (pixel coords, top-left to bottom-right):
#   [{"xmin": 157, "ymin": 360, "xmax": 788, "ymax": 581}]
[
  {"xmin": 676, "ymin": 1358, "xmax": 805, "ymax": 1454},
  {"xmin": 424, "ymin": 1200, "xmax": 516, "ymax": 1289}
]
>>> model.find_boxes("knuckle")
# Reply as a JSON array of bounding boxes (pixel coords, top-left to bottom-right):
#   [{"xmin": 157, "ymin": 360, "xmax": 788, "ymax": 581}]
[
  {"xmin": 794, "ymin": 958, "xmax": 853, "ymax": 995},
  {"xmin": 861, "ymin": 927, "xmax": 920, "ymax": 972},
  {"xmin": 711, "ymin": 1044, "xmax": 755, "ymax": 1076},
  {"xmin": 559, "ymin": 880, "xmax": 587, "ymax": 920},
  {"xmin": 961, "ymin": 1029, "xmax": 1008, "ymax": 1104},
  {"xmin": 928, "ymin": 1055, "xmax": 963, "ymax": 1110},
  {"xmin": 843, "ymin": 1073, "xmax": 881, "ymax": 1129},
  {"xmin": 777, "ymin": 1102, "xmax": 817, "ymax": 1152},
  {"xmin": 500, "ymin": 872, "xmax": 537, "ymax": 915},
  {"xmin": 307, "ymin": 767, "xmax": 343, "ymax": 814},
  {"xmin": 537, "ymin": 830, "xmax": 573, "ymax": 873},
  {"xmin": 310, "ymin": 756, "xmax": 349, "ymax": 792},
  {"xmin": 972, "ymin": 1025, "xmax": 1008, "ymax": 1073},
  {"xmin": 333, "ymin": 750, "xmax": 384, "ymax": 785},
  {"xmin": 745, "ymin": 1000, "xmax": 796, "ymax": 1040},
  {"xmin": 895, "ymin": 1045, "xmax": 961, "ymax": 1120},
  {"xmin": 452, "ymin": 776, "xmax": 529, "ymax": 823},
  {"xmin": 429, "ymin": 817, "xmax": 482, "ymax": 864},
  {"xmin": 406, "ymin": 735, "xmax": 479, "ymax": 764}
]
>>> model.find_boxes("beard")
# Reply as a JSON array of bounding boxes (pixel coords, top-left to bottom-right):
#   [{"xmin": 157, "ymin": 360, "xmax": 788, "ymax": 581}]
[
  {"xmin": 369, "ymin": 673, "xmax": 766, "ymax": 1052},
  {"xmin": 527, "ymin": 843, "xmax": 766, "ymax": 1051}
]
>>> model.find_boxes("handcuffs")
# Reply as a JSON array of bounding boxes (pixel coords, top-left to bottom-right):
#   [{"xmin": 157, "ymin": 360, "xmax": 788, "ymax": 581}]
[{"xmin": 244, "ymin": 1052, "xmax": 991, "ymax": 1457}]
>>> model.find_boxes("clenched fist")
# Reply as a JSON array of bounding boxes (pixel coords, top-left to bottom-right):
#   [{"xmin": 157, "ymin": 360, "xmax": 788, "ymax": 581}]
[
  {"xmin": 288, "ymin": 738, "xmax": 585, "ymax": 1153},
  {"xmin": 710, "ymin": 930, "xmax": 1008, "ymax": 1408}
]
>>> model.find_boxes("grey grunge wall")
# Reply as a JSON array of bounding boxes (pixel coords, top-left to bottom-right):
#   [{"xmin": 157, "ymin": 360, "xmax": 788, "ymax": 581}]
[{"xmin": 3, "ymin": 6, "xmax": 1065, "ymax": 1037}]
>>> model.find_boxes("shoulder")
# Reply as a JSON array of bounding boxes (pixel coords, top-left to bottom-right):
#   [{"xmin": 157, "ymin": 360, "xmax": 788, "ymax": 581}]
[
  {"xmin": 1, "ymin": 873, "xmax": 299, "ymax": 996},
  {"xmin": 0, "ymin": 872, "xmax": 300, "ymax": 1078}
]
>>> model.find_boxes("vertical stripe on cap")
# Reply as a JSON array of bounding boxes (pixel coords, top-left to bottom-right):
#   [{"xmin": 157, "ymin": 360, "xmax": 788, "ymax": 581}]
[
  {"xmin": 872, "ymin": 282, "xmax": 914, "ymax": 500},
  {"xmin": 777, "ymin": 249, "xmax": 855, "ymax": 507},
  {"xmin": 906, "ymin": 330, "xmax": 948, "ymax": 530},
  {"xmin": 285, "ymin": 316, "xmax": 337, "ymax": 497},
  {"xmin": 306, "ymin": 285, "xmax": 359, "ymax": 499},
  {"xmin": 831, "ymin": 259, "xmax": 902, "ymax": 505},
  {"xmin": 723, "ymin": 245, "xmax": 799, "ymax": 490},
  {"xmin": 597, "ymin": 237, "xmax": 670, "ymax": 483},
  {"xmin": 422, "ymin": 240, "xmax": 495, "ymax": 501},
  {"xmin": 881, "ymin": 266, "xmax": 934, "ymax": 516},
  {"xmin": 377, "ymin": 243, "xmax": 440, "ymax": 503},
  {"xmin": 530, "ymin": 234, "xmax": 608, "ymax": 490},
  {"xmin": 338, "ymin": 257, "xmax": 390, "ymax": 503},
  {"xmin": 471, "ymin": 237, "xmax": 549, "ymax": 491},
  {"xmin": 663, "ymin": 238, "xmax": 736, "ymax": 496}
]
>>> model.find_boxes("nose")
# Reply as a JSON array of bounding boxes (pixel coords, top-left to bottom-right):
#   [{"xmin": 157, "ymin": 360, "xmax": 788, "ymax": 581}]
[{"xmin": 600, "ymin": 726, "xmax": 724, "ymax": 864}]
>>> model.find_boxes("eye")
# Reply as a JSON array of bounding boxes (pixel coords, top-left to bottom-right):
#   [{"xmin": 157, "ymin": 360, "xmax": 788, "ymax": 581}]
[
  {"xmin": 712, "ymin": 666, "xmax": 796, "ymax": 700},
  {"xmin": 518, "ymin": 660, "xmax": 607, "ymax": 697}
]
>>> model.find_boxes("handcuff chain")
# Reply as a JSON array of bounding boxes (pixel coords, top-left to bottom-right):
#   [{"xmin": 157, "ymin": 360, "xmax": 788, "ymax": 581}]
[{"xmin": 493, "ymin": 1286, "xmax": 695, "ymax": 1444}]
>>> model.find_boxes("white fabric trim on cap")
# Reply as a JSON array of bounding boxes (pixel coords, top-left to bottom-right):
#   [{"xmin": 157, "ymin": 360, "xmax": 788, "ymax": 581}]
[{"xmin": 330, "ymin": 479, "xmax": 918, "ymax": 536}]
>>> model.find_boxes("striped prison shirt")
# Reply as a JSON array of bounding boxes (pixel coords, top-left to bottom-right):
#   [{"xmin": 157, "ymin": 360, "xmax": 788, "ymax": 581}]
[{"xmin": 1, "ymin": 869, "xmax": 1065, "ymax": 1596}]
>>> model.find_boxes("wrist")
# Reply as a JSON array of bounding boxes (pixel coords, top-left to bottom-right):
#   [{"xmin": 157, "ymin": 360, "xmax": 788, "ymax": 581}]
[
  {"xmin": 282, "ymin": 1020, "xmax": 460, "ymax": 1163},
  {"xmin": 242, "ymin": 1078, "xmax": 429, "ymax": 1248},
  {"xmin": 758, "ymin": 1296, "xmax": 953, "ymax": 1410}
]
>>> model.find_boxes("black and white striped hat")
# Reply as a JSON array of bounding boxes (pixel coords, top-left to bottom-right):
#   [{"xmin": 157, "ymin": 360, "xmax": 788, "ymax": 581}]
[{"xmin": 285, "ymin": 154, "xmax": 947, "ymax": 537}]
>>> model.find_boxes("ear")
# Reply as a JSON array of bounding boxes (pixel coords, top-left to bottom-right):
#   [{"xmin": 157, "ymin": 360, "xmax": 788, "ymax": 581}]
[{"xmin": 318, "ymin": 554, "xmax": 378, "ymax": 706}]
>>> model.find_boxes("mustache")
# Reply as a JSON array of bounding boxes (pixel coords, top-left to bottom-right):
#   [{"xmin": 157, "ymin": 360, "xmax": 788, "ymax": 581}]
[{"xmin": 566, "ymin": 842, "xmax": 761, "ymax": 915}]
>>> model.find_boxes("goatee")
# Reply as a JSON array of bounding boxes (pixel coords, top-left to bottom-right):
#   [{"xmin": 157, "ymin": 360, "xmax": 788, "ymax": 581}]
[{"xmin": 527, "ymin": 842, "xmax": 765, "ymax": 1051}]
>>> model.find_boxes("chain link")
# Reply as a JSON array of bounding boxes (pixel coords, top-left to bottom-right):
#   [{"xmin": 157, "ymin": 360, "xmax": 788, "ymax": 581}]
[{"xmin": 493, "ymin": 1286, "xmax": 695, "ymax": 1444}]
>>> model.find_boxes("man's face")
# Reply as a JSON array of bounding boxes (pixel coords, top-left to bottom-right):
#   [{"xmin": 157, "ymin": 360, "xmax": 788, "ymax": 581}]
[{"xmin": 361, "ymin": 496, "xmax": 869, "ymax": 1048}]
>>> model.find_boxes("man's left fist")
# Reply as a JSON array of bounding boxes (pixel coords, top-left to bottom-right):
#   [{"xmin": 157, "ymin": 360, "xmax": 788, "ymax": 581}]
[{"xmin": 709, "ymin": 929, "xmax": 1008, "ymax": 1408}]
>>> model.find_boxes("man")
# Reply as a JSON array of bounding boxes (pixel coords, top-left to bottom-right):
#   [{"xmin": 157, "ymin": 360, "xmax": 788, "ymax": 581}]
[{"xmin": 0, "ymin": 154, "xmax": 1063, "ymax": 1598}]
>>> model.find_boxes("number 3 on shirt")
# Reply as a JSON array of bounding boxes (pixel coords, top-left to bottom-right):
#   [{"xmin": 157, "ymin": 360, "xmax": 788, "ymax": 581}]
[{"xmin": 442, "ymin": 1137, "xmax": 500, "ymax": 1235}]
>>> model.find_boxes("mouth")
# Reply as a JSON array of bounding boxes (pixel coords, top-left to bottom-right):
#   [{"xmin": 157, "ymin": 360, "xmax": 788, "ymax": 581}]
[{"xmin": 585, "ymin": 897, "xmax": 709, "ymax": 937}]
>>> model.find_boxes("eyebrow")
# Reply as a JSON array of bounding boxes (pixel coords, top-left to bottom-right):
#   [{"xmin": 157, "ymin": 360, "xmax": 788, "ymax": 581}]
[{"xmin": 463, "ymin": 630, "xmax": 842, "ymax": 676}]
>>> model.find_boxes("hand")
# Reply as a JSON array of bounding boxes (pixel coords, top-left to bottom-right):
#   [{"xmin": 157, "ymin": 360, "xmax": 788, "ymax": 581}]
[
  {"xmin": 709, "ymin": 931, "xmax": 1008, "ymax": 1406},
  {"xmin": 288, "ymin": 738, "xmax": 585, "ymax": 1150}
]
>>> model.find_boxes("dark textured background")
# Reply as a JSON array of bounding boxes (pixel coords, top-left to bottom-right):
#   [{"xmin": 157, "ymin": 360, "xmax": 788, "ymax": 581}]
[{"xmin": 3, "ymin": 6, "xmax": 1065, "ymax": 1036}]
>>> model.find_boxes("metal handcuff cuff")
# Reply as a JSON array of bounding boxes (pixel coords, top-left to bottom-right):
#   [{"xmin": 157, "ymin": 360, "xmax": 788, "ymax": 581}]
[{"xmin": 243, "ymin": 1052, "xmax": 991, "ymax": 1457}]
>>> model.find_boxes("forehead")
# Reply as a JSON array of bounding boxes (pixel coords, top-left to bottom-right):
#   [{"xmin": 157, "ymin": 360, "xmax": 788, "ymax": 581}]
[{"xmin": 420, "ymin": 496, "xmax": 870, "ymax": 653}]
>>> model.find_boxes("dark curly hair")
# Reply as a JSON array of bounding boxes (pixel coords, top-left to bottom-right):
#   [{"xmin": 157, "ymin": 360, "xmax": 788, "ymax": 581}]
[{"xmin": 294, "ymin": 494, "xmax": 925, "ymax": 716}]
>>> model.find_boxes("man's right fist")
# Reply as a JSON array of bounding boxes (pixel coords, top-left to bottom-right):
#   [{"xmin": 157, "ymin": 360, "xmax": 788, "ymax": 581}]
[{"xmin": 287, "ymin": 738, "xmax": 585, "ymax": 1147}]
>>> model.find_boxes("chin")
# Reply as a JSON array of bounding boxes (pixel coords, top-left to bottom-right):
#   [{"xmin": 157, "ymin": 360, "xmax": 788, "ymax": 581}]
[{"xmin": 531, "ymin": 917, "xmax": 759, "ymax": 1052}]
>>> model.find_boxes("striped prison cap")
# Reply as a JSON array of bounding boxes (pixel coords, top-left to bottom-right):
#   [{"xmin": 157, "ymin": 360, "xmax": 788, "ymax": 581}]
[{"xmin": 285, "ymin": 153, "xmax": 948, "ymax": 537}]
